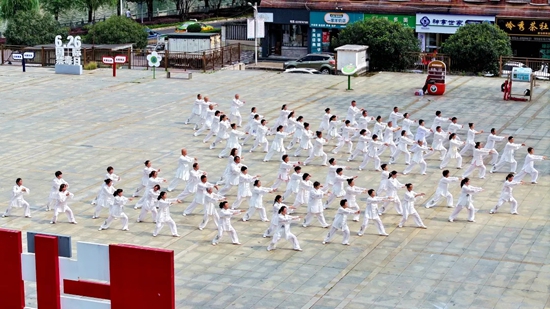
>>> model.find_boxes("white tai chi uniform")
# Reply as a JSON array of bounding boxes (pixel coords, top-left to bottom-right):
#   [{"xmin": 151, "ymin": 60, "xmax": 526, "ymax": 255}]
[
  {"xmin": 244, "ymin": 112, "xmax": 261, "ymax": 135},
  {"xmin": 346, "ymin": 105, "xmax": 362, "ymax": 126},
  {"xmin": 352, "ymin": 115, "xmax": 373, "ymax": 139},
  {"xmin": 199, "ymin": 192, "xmax": 224, "ymax": 230},
  {"xmin": 167, "ymin": 155, "xmax": 194, "ymax": 191},
  {"xmin": 271, "ymin": 160, "xmax": 298, "ymax": 190},
  {"xmin": 359, "ymin": 139, "xmax": 384, "ymax": 171},
  {"xmin": 184, "ymin": 181, "xmax": 216, "ymax": 215},
  {"xmin": 424, "ymin": 130, "xmax": 447, "ymax": 160},
  {"xmin": 194, "ymin": 108, "xmax": 216, "ymax": 137},
  {"xmin": 92, "ymin": 172, "xmax": 120, "ymax": 204},
  {"xmin": 348, "ymin": 134, "xmax": 371, "ymax": 162},
  {"xmin": 325, "ymin": 174, "xmax": 352, "ymax": 208},
  {"xmin": 399, "ymin": 190, "xmax": 426, "ymax": 228},
  {"xmin": 325, "ymin": 164, "xmax": 346, "ymax": 188},
  {"xmin": 377, "ymin": 170, "xmax": 390, "ymax": 196},
  {"xmin": 210, "ymin": 119, "xmax": 230, "ymax": 149},
  {"xmin": 304, "ymin": 137, "xmax": 328, "ymax": 166},
  {"xmin": 283, "ymin": 172, "xmax": 303, "ymax": 201},
  {"xmin": 378, "ymin": 126, "xmax": 399, "ymax": 157},
  {"xmin": 137, "ymin": 188, "xmax": 160, "ymax": 222},
  {"xmin": 93, "ymin": 184, "xmax": 116, "ymax": 218},
  {"xmin": 491, "ymin": 180, "xmax": 521, "ymax": 214},
  {"xmin": 203, "ymin": 116, "xmax": 221, "ymax": 143},
  {"xmin": 219, "ymin": 129, "xmax": 246, "ymax": 158},
  {"xmin": 415, "ymin": 125, "xmax": 431, "ymax": 144},
  {"xmin": 243, "ymin": 186, "xmax": 271, "ymax": 221},
  {"xmin": 373, "ymin": 121, "xmax": 387, "ymax": 141},
  {"xmin": 99, "ymin": 195, "xmax": 130, "ymax": 231},
  {"xmin": 267, "ymin": 214, "xmax": 302, "ymax": 251},
  {"xmin": 492, "ymin": 142, "xmax": 524, "ymax": 173},
  {"xmin": 293, "ymin": 179, "xmax": 313, "ymax": 208},
  {"xmin": 358, "ymin": 196, "xmax": 389, "ymax": 236},
  {"xmin": 242, "ymin": 118, "xmax": 261, "ymax": 145},
  {"xmin": 440, "ymin": 139, "xmax": 464, "ymax": 169},
  {"xmin": 186, "ymin": 98, "xmax": 205, "ymax": 126},
  {"xmin": 449, "ymin": 185, "xmax": 483, "ymax": 222},
  {"xmin": 403, "ymin": 143, "xmax": 430, "ymax": 175},
  {"xmin": 212, "ymin": 208, "xmax": 241, "ymax": 245},
  {"xmin": 430, "ymin": 116, "xmax": 451, "ymax": 132},
  {"xmin": 332, "ymin": 126, "xmax": 357, "ymax": 154},
  {"xmin": 230, "ymin": 98, "xmax": 245, "ymax": 127},
  {"xmin": 389, "ymin": 111, "xmax": 404, "ymax": 128},
  {"xmin": 390, "ymin": 135, "xmax": 414, "ymax": 165},
  {"xmin": 46, "ymin": 178, "xmax": 68, "ymax": 210},
  {"xmin": 327, "ymin": 120, "xmax": 342, "ymax": 141},
  {"xmin": 514, "ymin": 153, "xmax": 545, "ymax": 183},
  {"xmin": 271, "ymin": 109, "xmax": 292, "ymax": 131},
  {"xmin": 303, "ymin": 187, "xmax": 329, "ymax": 227},
  {"xmin": 250, "ymin": 124, "xmax": 269, "ymax": 153},
  {"xmin": 323, "ymin": 206, "xmax": 356, "ymax": 245},
  {"xmin": 51, "ymin": 191, "xmax": 76, "ymax": 224},
  {"xmin": 344, "ymin": 185, "xmax": 365, "ymax": 221},
  {"xmin": 459, "ymin": 128, "xmax": 480, "ymax": 156},
  {"xmin": 425, "ymin": 176, "xmax": 459, "ymax": 208},
  {"xmin": 447, "ymin": 122, "xmax": 463, "ymax": 138},
  {"xmin": 401, "ymin": 118, "xmax": 415, "ymax": 137},
  {"xmin": 134, "ymin": 176, "xmax": 165, "ymax": 209},
  {"xmin": 318, "ymin": 112, "xmax": 332, "ymax": 132},
  {"xmin": 381, "ymin": 178, "xmax": 404, "ymax": 215},
  {"xmin": 263, "ymin": 202, "xmax": 286, "ymax": 237},
  {"xmin": 133, "ymin": 166, "xmax": 156, "ymax": 197},
  {"xmin": 294, "ymin": 128, "xmax": 314, "ymax": 157},
  {"xmin": 486, "ymin": 134, "xmax": 506, "ymax": 165},
  {"xmin": 153, "ymin": 198, "xmax": 179, "ymax": 236},
  {"xmin": 462, "ymin": 148, "xmax": 492, "ymax": 179},
  {"xmin": 287, "ymin": 119, "xmax": 304, "ymax": 149},
  {"xmin": 218, "ymin": 161, "xmax": 242, "ymax": 195},
  {"xmin": 176, "ymin": 169, "xmax": 203, "ymax": 201},
  {"xmin": 264, "ymin": 131, "xmax": 292, "ymax": 162},
  {"xmin": 3, "ymin": 185, "xmax": 31, "ymax": 218},
  {"xmin": 231, "ymin": 173, "xmax": 258, "ymax": 209}
]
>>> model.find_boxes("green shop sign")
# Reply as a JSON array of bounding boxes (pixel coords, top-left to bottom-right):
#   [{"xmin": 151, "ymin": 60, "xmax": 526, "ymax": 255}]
[{"xmin": 364, "ymin": 14, "xmax": 416, "ymax": 28}]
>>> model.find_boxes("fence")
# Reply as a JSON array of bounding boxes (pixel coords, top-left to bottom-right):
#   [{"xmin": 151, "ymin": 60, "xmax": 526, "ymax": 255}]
[
  {"xmin": 403, "ymin": 52, "xmax": 452, "ymax": 73},
  {"xmin": 224, "ymin": 23, "xmax": 251, "ymax": 41},
  {"xmin": 499, "ymin": 56, "xmax": 550, "ymax": 79}
]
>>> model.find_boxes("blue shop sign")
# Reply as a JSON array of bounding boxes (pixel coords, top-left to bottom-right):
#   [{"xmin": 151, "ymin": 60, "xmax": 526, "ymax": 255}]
[{"xmin": 310, "ymin": 12, "xmax": 365, "ymax": 29}]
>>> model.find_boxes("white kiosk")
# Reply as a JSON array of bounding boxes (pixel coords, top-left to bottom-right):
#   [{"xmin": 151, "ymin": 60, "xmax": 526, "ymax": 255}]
[{"xmin": 335, "ymin": 44, "xmax": 369, "ymax": 90}]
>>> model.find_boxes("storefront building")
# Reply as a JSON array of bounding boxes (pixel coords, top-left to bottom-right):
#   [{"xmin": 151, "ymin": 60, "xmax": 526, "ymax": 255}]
[
  {"xmin": 364, "ymin": 14, "xmax": 415, "ymax": 29},
  {"xmin": 309, "ymin": 12, "xmax": 364, "ymax": 54},
  {"xmin": 416, "ymin": 13, "xmax": 496, "ymax": 52},
  {"xmin": 258, "ymin": 8, "xmax": 309, "ymax": 58},
  {"xmin": 496, "ymin": 17, "xmax": 550, "ymax": 58}
]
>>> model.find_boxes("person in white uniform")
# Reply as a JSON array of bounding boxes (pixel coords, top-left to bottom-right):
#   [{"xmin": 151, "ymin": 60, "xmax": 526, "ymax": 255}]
[
  {"xmin": 231, "ymin": 166, "xmax": 259, "ymax": 209},
  {"xmin": 46, "ymin": 171, "xmax": 69, "ymax": 211},
  {"xmin": 326, "ymin": 115, "xmax": 342, "ymax": 141},
  {"xmin": 389, "ymin": 106, "xmax": 404, "ymax": 128},
  {"xmin": 183, "ymin": 175, "xmax": 217, "ymax": 216},
  {"xmin": 283, "ymin": 166, "xmax": 302, "ymax": 201},
  {"xmin": 403, "ymin": 140, "xmax": 432, "ymax": 175},
  {"xmin": 292, "ymin": 173, "xmax": 313, "ymax": 208},
  {"xmin": 153, "ymin": 191, "xmax": 181, "ymax": 237},
  {"xmin": 2, "ymin": 178, "xmax": 31, "ymax": 218},
  {"xmin": 137, "ymin": 184, "xmax": 161, "ymax": 223},
  {"xmin": 91, "ymin": 166, "xmax": 121, "ymax": 205},
  {"xmin": 212, "ymin": 201, "xmax": 242, "ymax": 245},
  {"xmin": 176, "ymin": 163, "xmax": 206, "ymax": 201},
  {"xmin": 359, "ymin": 134, "xmax": 387, "ymax": 171},
  {"xmin": 197, "ymin": 97, "xmax": 218, "ymax": 130},
  {"xmin": 372, "ymin": 116, "xmax": 387, "ymax": 140},
  {"xmin": 264, "ymin": 195, "xmax": 295, "ymax": 237},
  {"xmin": 294, "ymin": 122, "xmax": 314, "ymax": 157},
  {"xmin": 99, "ymin": 189, "xmax": 132, "ymax": 231},
  {"xmin": 430, "ymin": 110, "xmax": 451, "ymax": 132},
  {"xmin": 323, "ymin": 199, "xmax": 360, "ymax": 245},
  {"xmin": 302, "ymin": 181, "xmax": 330, "ymax": 228},
  {"xmin": 491, "ymin": 136, "xmax": 526, "ymax": 173},
  {"xmin": 424, "ymin": 126, "xmax": 447, "ymax": 161},
  {"xmin": 199, "ymin": 188, "xmax": 225, "ymax": 230},
  {"xmin": 490, "ymin": 173, "xmax": 524, "ymax": 215},
  {"xmin": 203, "ymin": 110, "xmax": 223, "ymax": 143},
  {"xmin": 303, "ymin": 131, "xmax": 328, "ymax": 166},
  {"xmin": 448, "ymin": 178, "xmax": 483, "ymax": 223},
  {"xmin": 358, "ymin": 189, "xmax": 391, "ymax": 236},
  {"xmin": 194, "ymin": 105, "xmax": 217, "ymax": 137},
  {"xmin": 381, "ymin": 171, "xmax": 405, "ymax": 215},
  {"xmin": 352, "ymin": 110, "xmax": 374, "ymax": 140},
  {"xmin": 401, "ymin": 113, "xmax": 416, "ymax": 137},
  {"xmin": 461, "ymin": 142, "xmax": 495, "ymax": 179},
  {"xmin": 376, "ymin": 164, "xmax": 390, "ymax": 197},
  {"xmin": 287, "ymin": 116, "xmax": 304, "ymax": 150},
  {"xmin": 242, "ymin": 180, "xmax": 273, "ymax": 221},
  {"xmin": 425, "ymin": 170, "xmax": 460, "ymax": 208},
  {"xmin": 398, "ymin": 183, "xmax": 427, "ymax": 229},
  {"xmin": 185, "ymin": 94, "xmax": 204, "ymax": 127},
  {"xmin": 485, "ymin": 128, "xmax": 507, "ymax": 166},
  {"xmin": 459, "ymin": 123, "xmax": 483, "ymax": 156},
  {"xmin": 344, "ymin": 178, "xmax": 367, "ymax": 221},
  {"xmin": 414, "ymin": 119, "xmax": 432, "ymax": 144},
  {"xmin": 218, "ymin": 156, "xmax": 243, "ymax": 195},
  {"xmin": 167, "ymin": 148, "xmax": 196, "ymax": 192},
  {"xmin": 244, "ymin": 107, "xmax": 262, "ymax": 136},
  {"xmin": 133, "ymin": 160, "xmax": 159, "ymax": 197},
  {"xmin": 514, "ymin": 147, "xmax": 547, "ymax": 184},
  {"xmin": 318, "ymin": 108, "xmax": 332, "ymax": 132},
  {"xmin": 348, "ymin": 129, "xmax": 371, "ymax": 162},
  {"xmin": 378, "ymin": 121, "xmax": 400, "ymax": 157},
  {"xmin": 270, "ymin": 104, "xmax": 292, "ymax": 132},
  {"xmin": 446, "ymin": 117, "xmax": 463, "ymax": 139},
  {"xmin": 134, "ymin": 170, "xmax": 166, "ymax": 210},
  {"xmin": 389, "ymin": 130, "xmax": 415, "ymax": 165},
  {"xmin": 249, "ymin": 119, "xmax": 270, "ymax": 153},
  {"xmin": 440, "ymin": 133, "xmax": 465, "ymax": 169},
  {"xmin": 219, "ymin": 123, "xmax": 247, "ymax": 158},
  {"xmin": 230, "ymin": 94, "xmax": 245, "ymax": 127},
  {"xmin": 324, "ymin": 168, "xmax": 357, "ymax": 209},
  {"xmin": 264, "ymin": 125, "xmax": 293, "ymax": 162},
  {"xmin": 242, "ymin": 114, "xmax": 262, "ymax": 146},
  {"xmin": 267, "ymin": 206, "xmax": 302, "ymax": 251},
  {"xmin": 345, "ymin": 100, "xmax": 364, "ymax": 126},
  {"xmin": 210, "ymin": 114, "xmax": 230, "ymax": 149},
  {"xmin": 271, "ymin": 155, "xmax": 301, "ymax": 190},
  {"xmin": 332, "ymin": 120, "xmax": 357, "ymax": 154},
  {"xmin": 324, "ymin": 158, "xmax": 347, "ymax": 188},
  {"xmin": 93, "ymin": 179, "xmax": 116, "ymax": 219},
  {"xmin": 51, "ymin": 184, "xmax": 76, "ymax": 224}
]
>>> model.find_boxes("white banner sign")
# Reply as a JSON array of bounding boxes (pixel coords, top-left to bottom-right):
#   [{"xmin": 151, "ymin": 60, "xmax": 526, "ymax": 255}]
[
  {"xmin": 416, "ymin": 13, "xmax": 495, "ymax": 34},
  {"xmin": 102, "ymin": 57, "xmax": 114, "ymax": 64},
  {"xmin": 247, "ymin": 18, "xmax": 265, "ymax": 39},
  {"xmin": 23, "ymin": 52, "xmax": 35, "ymax": 59},
  {"xmin": 114, "ymin": 56, "xmax": 127, "ymax": 63},
  {"xmin": 257, "ymin": 13, "xmax": 273, "ymax": 23},
  {"xmin": 12, "ymin": 54, "xmax": 22, "ymax": 60}
]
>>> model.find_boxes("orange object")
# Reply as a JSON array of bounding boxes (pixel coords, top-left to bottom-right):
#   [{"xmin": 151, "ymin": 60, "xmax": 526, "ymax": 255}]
[{"xmin": 427, "ymin": 83, "xmax": 446, "ymax": 95}]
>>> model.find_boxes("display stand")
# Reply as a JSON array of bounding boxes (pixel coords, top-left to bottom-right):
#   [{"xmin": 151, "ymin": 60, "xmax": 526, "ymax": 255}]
[
  {"xmin": 502, "ymin": 74, "xmax": 534, "ymax": 102},
  {"xmin": 426, "ymin": 60, "xmax": 446, "ymax": 95}
]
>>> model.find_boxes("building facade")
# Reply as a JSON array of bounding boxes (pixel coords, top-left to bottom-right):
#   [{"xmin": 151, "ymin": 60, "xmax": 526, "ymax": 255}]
[{"xmin": 258, "ymin": 0, "xmax": 550, "ymax": 59}]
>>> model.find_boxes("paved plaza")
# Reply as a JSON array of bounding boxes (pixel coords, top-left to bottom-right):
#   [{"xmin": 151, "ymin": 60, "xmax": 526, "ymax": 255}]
[{"xmin": 1, "ymin": 65, "xmax": 550, "ymax": 309}]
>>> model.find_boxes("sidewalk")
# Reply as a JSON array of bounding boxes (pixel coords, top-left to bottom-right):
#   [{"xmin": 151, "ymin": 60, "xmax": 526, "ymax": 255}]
[{"xmin": 246, "ymin": 61, "xmax": 284, "ymax": 71}]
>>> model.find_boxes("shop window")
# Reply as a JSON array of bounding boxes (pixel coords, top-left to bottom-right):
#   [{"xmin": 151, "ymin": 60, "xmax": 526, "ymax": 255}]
[{"xmin": 282, "ymin": 24, "xmax": 308, "ymax": 47}]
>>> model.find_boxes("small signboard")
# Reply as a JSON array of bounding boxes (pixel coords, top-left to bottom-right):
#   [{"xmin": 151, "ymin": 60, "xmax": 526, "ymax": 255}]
[
  {"xmin": 23, "ymin": 52, "xmax": 35, "ymax": 59},
  {"xmin": 12, "ymin": 54, "xmax": 23, "ymax": 60},
  {"xmin": 114, "ymin": 55, "xmax": 127, "ymax": 63},
  {"xmin": 102, "ymin": 57, "xmax": 114, "ymax": 64}
]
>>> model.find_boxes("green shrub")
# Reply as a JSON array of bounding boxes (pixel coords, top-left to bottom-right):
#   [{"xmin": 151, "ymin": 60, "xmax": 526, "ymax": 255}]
[
  {"xmin": 84, "ymin": 61, "xmax": 98, "ymax": 70},
  {"xmin": 5, "ymin": 10, "xmax": 68, "ymax": 46},
  {"xmin": 202, "ymin": 27, "xmax": 221, "ymax": 33},
  {"xmin": 187, "ymin": 23, "xmax": 202, "ymax": 33},
  {"xmin": 85, "ymin": 16, "xmax": 147, "ymax": 49}
]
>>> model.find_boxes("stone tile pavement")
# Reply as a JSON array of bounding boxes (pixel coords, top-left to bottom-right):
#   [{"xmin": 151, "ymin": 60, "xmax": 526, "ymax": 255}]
[{"xmin": 0, "ymin": 66, "xmax": 549, "ymax": 308}]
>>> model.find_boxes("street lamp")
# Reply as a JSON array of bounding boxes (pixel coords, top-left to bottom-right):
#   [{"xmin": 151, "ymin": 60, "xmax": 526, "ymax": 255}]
[{"xmin": 248, "ymin": 2, "xmax": 258, "ymax": 65}]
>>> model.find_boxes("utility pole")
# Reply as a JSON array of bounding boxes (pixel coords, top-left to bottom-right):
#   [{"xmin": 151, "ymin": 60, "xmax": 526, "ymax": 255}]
[{"xmin": 248, "ymin": 2, "xmax": 258, "ymax": 65}]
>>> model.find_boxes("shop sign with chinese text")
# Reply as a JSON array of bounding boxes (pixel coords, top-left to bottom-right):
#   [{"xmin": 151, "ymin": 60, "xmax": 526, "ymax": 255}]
[
  {"xmin": 416, "ymin": 13, "xmax": 495, "ymax": 34},
  {"xmin": 497, "ymin": 18, "xmax": 550, "ymax": 37},
  {"xmin": 364, "ymin": 14, "xmax": 415, "ymax": 28},
  {"xmin": 310, "ymin": 12, "xmax": 364, "ymax": 29}
]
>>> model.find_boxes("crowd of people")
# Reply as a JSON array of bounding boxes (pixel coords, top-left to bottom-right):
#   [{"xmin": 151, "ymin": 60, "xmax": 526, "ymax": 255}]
[{"xmin": 2, "ymin": 94, "xmax": 547, "ymax": 251}]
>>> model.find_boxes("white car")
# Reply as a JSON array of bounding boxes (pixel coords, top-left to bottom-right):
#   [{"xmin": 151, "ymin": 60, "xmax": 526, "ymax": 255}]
[
  {"xmin": 283, "ymin": 68, "xmax": 321, "ymax": 74},
  {"xmin": 501, "ymin": 61, "xmax": 526, "ymax": 78}
]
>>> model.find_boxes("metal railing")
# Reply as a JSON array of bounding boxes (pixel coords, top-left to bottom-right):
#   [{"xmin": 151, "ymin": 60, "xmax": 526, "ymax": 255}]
[
  {"xmin": 403, "ymin": 52, "xmax": 452, "ymax": 73},
  {"xmin": 499, "ymin": 56, "xmax": 550, "ymax": 79}
]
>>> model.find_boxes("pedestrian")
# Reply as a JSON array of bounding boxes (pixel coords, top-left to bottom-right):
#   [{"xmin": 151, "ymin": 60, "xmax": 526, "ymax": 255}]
[
  {"xmin": 377, "ymin": 121, "xmax": 400, "ymax": 157},
  {"xmin": 217, "ymin": 148, "xmax": 239, "ymax": 185},
  {"xmin": 318, "ymin": 108, "xmax": 332, "ymax": 132},
  {"xmin": 287, "ymin": 116, "xmax": 304, "ymax": 149},
  {"xmin": 242, "ymin": 180, "xmax": 273, "ymax": 222},
  {"xmin": 359, "ymin": 134, "xmax": 387, "ymax": 171},
  {"xmin": 271, "ymin": 155, "xmax": 301, "ymax": 190},
  {"xmin": 344, "ymin": 178, "xmax": 367, "ymax": 221},
  {"xmin": 209, "ymin": 114, "xmax": 230, "ymax": 149},
  {"xmin": 263, "ymin": 125, "xmax": 293, "ymax": 162},
  {"xmin": 203, "ymin": 110, "xmax": 222, "ymax": 143},
  {"xmin": 414, "ymin": 119, "xmax": 432, "ymax": 144},
  {"xmin": 137, "ymin": 184, "xmax": 161, "ymax": 223},
  {"xmin": 357, "ymin": 189, "xmax": 391, "ymax": 236},
  {"xmin": 398, "ymin": 183, "xmax": 427, "ymax": 228},
  {"xmin": 322, "ymin": 199, "xmax": 360, "ymax": 245},
  {"xmin": 199, "ymin": 188, "xmax": 225, "ymax": 230},
  {"xmin": 440, "ymin": 133, "xmax": 465, "ymax": 169},
  {"xmin": 99, "ymin": 189, "xmax": 132, "ymax": 231},
  {"xmin": 271, "ymin": 104, "xmax": 292, "ymax": 132},
  {"xmin": 376, "ymin": 164, "xmax": 390, "ymax": 197},
  {"xmin": 424, "ymin": 126, "xmax": 447, "ymax": 161},
  {"xmin": 153, "ymin": 191, "xmax": 181, "ymax": 237},
  {"xmin": 283, "ymin": 166, "xmax": 302, "ymax": 201},
  {"xmin": 459, "ymin": 123, "xmax": 483, "ymax": 156},
  {"xmin": 346, "ymin": 100, "xmax": 363, "ymax": 126},
  {"xmin": 91, "ymin": 166, "xmax": 121, "ymax": 205},
  {"xmin": 230, "ymin": 94, "xmax": 245, "ymax": 127},
  {"xmin": 242, "ymin": 114, "xmax": 261, "ymax": 145},
  {"xmin": 292, "ymin": 173, "xmax": 313, "ymax": 208},
  {"xmin": 331, "ymin": 120, "xmax": 357, "ymax": 154},
  {"xmin": 194, "ymin": 105, "xmax": 217, "ymax": 137},
  {"xmin": 448, "ymin": 178, "xmax": 483, "ymax": 223},
  {"xmin": 2, "ymin": 178, "xmax": 31, "ymax": 218},
  {"xmin": 167, "ymin": 148, "xmax": 196, "ymax": 192},
  {"xmin": 50, "ymin": 184, "xmax": 76, "ymax": 224},
  {"xmin": 294, "ymin": 122, "xmax": 314, "ymax": 157},
  {"xmin": 218, "ymin": 156, "xmax": 242, "ymax": 195},
  {"xmin": 352, "ymin": 110, "xmax": 374, "ymax": 139},
  {"xmin": 491, "ymin": 136, "xmax": 526, "ymax": 173},
  {"xmin": 197, "ymin": 97, "xmax": 218, "ymax": 131},
  {"xmin": 401, "ymin": 113, "xmax": 416, "ymax": 137},
  {"xmin": 46, "ymin": 171, "xmax": 69, "ymax": 211},
  {"xmin": 303, "ymin": 131, "xmax": 328, "ymax": 166},
  {"xmin": 185, "ymin": 94, "xmax": 205, "ymax": 128},
  {"xmin": 348, "ymin": 129, "xmax": 371, "ymax": 162},
  {"xmin": 132, "ymin": 160, "xmax": 159, "ymax": 197},
  {"xmin": 176, "ymin": 163, "xmax": 206, "ymax": 201},
  {"xmin": 514, "ymin": 147, "xmax": 547, "ymax": 184},
  {"xmin": 243, "ymin": 107, "xmax": 261, "ymax": 136},
  {"xmin": 324, "ymin": 158, "xmax": 347, "ymax": 188},
  {"xmin": 425, "ymin": 170, "xmax": 460, "ymax": 208},
  {"xmin": 485, "ymin": 128, "xmax": 507, "ymax": 166},
  {"xmin": 430, "ymin": 110, "xmax": 451, "ymax": 132},
  {"xmin": 403, "ymin": 140, "xmax": 432, "ymax": 175},
  {"xmin": 462, "ymin": 142, "xmax": 495, "ymax": 179},
  {"xmin": 373, "ymin": 116, "xmax": 387, "ymax": 140},
  {"xmin": 389, "ymin": 130, "xmax": 414, "ymax": 165},
  {"xmin": 381, "ymin": 171, "xmax": 405, "ymax": 215},
  {"xmin": 302, "ymin": 181, "xmax": 329, "ymax": 228},
  {"xmin": 249, "ymin": 119, "xmax": 269, "ymax": 153},
  {"xmin": 263, "ymin": 195, "xmax": 295, "ymax": 237},
  {"xmin": 389, "ymin": 106, "xmax": 404, "ymax": 128},
  {"xmin": 490, "ymin": 173, "xmax": 524, "ymax": 215},
  {"xmin": 267, "ymin": 206, "xmax": 302, "ymax": 251},
  {"xmin": 326, "ymin": 115, "xmax": 342, "ymax": 141},
  {"xmin": 92, "ymin": 179, "xmax": 116, "ymax": 219},
  {"xmin": 134, "ymin": 170, "xmax": 166, "ymax": 209},
  {"xmin": 446, "ymin": 117, "xmax": 463, "ymax": 139},
  {"xmin": 183, "ymin": 175, "xmax": 218, "ymax": 216},
  {"xmin": 324, "ymin": 168, "xmax": 357, "ymax": 209},
  {"xmin": 231, "ymin": 166, "xmax": 259, "ymax": 209},
  {"xmin": 212, "ymin": 201, "xmax": 242, "ymax": 245},
  {"xmin": 219, "ymin": 123, "xmax": 246, "ymax": 158}
]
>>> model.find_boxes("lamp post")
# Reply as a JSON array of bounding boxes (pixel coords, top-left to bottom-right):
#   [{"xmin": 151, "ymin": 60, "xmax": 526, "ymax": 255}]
[{"xmin": 248, "ymin": 2, "xmax": 258, "ymax": 65}]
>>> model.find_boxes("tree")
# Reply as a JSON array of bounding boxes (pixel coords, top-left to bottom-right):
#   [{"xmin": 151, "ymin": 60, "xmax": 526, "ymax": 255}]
[
  {"xmin": 186, "ymin": 23, "xmax": 201, "ymax": 32},
  {"xmin": 75, "ymin": 0, "xmax": 113, "ymax": 23},
  {"xmin": 441, "ymin": 23, "xmax": 512, "ymax": 74},
  {"xmin": 336, "ymin": 18, "xmax": 421, "ymax": 71},
  {"xmin": 85, "ymin": 15, "xmax": 147, "ymax": 48},
  {"xmin": 41, "ymin": 0, "xmax": 75, "ymax": 20},
  {"xmin": 5, "ymin": 10, "xmax": 68, "ymax": 45},
  {"xmin": 173, "ymin": 0, "xmax": 197, "ymax": 20},
  {"xmin": 0, "ymin": 0, "xmax": 40, "ymax": 20},
  {"xmin": 126, "ymin": 0, "xmax": 166, "ymax": 22}
]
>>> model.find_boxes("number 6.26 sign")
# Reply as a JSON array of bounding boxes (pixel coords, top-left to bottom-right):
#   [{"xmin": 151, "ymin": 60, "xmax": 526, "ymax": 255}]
[{"xmin": 55, "ymin": 35, "xmax": 82, "ymax": 66}]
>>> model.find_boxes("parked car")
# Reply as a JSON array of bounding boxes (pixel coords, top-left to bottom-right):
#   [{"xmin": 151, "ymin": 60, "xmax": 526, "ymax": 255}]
[
  {"xmin": 145, "ymin": 28, "xmax": 160, "ymax": 40},
  {"xmin": 283, "ymin": 53, "xmax": 335, "ymax": 74},
  {"xmin": 175, "ymin": 19, "xmax": 214, "ymax": 33},
  {"xmin": 501, "ymin": 61, "xmax": 526, "ymax": 78},
  {"xmin": 283, "ymin": 68, "xmax": 321, "ymax": 74}
]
